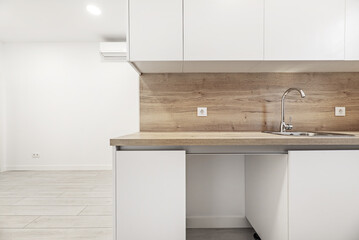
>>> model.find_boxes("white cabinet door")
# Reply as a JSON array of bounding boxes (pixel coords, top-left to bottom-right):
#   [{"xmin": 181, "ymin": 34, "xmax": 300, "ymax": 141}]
[
  {"xmin": 184, "ymin": 0, "xmax": 264, "ymax": 60},
  {"xmin": 245, "ymin": 155, "xmax": 288, "ymax": 240},
  {"xmin": 346, "ymin": 0, "xmax": 359, "ymax": 59},
  {"xmin": 115, "ymin": 151, "xmax": 186, "ymax": 240},
  {"xmin": 288, "ymin": 150, "xmax": 359, "ymax": 240},
  {"xmin": 129, "ymin": 0, "xmax": 183, "ymax": 61},
  {"xmin": 265, "ymin": 0, "xmax": 345, "ymax": 60}
]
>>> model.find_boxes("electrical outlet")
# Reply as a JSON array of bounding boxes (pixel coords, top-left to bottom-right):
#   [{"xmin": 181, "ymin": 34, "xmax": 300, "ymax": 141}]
[
  {"xmin": 335, "ymin": 107, "xmax": 346, "ymax": 117},
  {"xmin": 32, "ymin": 153, "xmax": 40, "ymax": 159},
  {"xmin": 197, "ymin": 107, "xmax": 207, "ymax": 117}
]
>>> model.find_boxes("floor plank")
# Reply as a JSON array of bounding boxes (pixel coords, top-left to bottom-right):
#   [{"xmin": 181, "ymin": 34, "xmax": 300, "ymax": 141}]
[
  {"xmin": 25, "ymin": 216, "xmax": 112, "ymax": 228},
  {"xmin": 15, "ymin": 197, "xmax": 112, "ymax": 206},
  {"xmin": 0, "ymin": 216, "xmax": 39, "ymax": 229},
  {"xmin": 0, "ymin": 228, "xmax": 112, "ymax": 240},
  {"xmin": 0, "ymin": 206, "xmax": 86, "ymax": 216},
  {"xmin": 79, "ymin": 206, "xmax": 112, "ymax": 216},
  {"xmin": 0, "ymin": 185, "xmax": 94, "ymax": 192},
  {"xmin": 0, "ymin": 197, "xmax": 23, "ymax": 205},
  {"xmin": 59, "ymin": 192, "xmax": 112, "ymax": 198},
  {"xmin": 0, "ymin": 191, "xmax": 62, "ymax": 197}
]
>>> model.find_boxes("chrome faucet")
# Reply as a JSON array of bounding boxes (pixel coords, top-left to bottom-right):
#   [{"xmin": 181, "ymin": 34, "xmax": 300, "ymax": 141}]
[{"xmin": 280, "ymin": 88, "xmax": 306, "ymax": 132}]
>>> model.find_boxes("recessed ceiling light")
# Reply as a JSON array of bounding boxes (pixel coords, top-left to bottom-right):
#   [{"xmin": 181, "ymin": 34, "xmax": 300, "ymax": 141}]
[{"xmin": 87, "ymin": 4, "xmax": 102, "ymax": 15}]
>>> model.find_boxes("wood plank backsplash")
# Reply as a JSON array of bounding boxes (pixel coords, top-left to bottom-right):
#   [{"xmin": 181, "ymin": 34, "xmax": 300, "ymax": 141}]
[{"xmin": 140, "ymin": 73, "xmax": 359, "ymax": 132}]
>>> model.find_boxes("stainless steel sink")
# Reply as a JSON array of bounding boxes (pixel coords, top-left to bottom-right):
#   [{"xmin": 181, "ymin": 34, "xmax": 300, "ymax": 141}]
[
  {"xmin": 266, "ymin": 88, "xmax": 355, "ymax": 138},
  {"xmin": 264, "ymin": 131, "xmax": 355, "ymax": 137}
]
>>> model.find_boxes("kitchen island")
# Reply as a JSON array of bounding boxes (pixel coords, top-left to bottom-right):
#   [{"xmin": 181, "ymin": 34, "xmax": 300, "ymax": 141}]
[{"xmin": 111, "ymin": 131, "xmax": 359, "ymax": 240}]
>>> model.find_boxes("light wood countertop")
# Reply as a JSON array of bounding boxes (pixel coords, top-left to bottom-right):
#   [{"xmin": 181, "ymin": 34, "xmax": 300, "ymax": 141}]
[{"xmin": 110, "ymin": 132, "xmax": 359, "ymax": 146}]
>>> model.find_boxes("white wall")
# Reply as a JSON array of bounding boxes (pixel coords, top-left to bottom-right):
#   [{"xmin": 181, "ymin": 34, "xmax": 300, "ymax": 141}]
[
  {"xmin": 1, "ymin": 43, "xmax": 244, "ymax": 227},
  {"xmin": 0, "ymin": 42, "xmax": 6, "ymax": 172},
  {"xmin": 3, "ymin": 42, "xmax": 139, "ymax": 170}
]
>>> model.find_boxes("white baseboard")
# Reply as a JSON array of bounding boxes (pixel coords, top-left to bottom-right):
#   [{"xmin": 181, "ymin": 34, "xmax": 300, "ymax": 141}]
[
  {"xmin": 186, "ymin": 216, "xmax": 251, "ymax": 228},
  {"xmin": 5, "ymin": 165, "xmax": 112, "ymax": 171}
]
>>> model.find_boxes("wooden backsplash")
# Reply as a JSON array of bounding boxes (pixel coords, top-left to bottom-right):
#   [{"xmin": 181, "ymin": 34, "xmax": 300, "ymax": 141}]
[{"xmin": 140, "ymin": 73, "xmax": 359, "ymax": 132}]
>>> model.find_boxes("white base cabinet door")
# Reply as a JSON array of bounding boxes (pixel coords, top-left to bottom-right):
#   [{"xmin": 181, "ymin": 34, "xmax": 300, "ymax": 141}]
[
  {"xmin": 246, "ymin": 151, "xmax": 359, "ymax": 240},
  {"xmin": 288, "ymin": 150, "xmax": 359, "ymax": 240},
  {"xmin": 245, "ymin": 154, "xmax": 289, "ymax": 240},
  {"xmin": 114, "ymin": 151, "xmax": 186, "ymax": 240}
]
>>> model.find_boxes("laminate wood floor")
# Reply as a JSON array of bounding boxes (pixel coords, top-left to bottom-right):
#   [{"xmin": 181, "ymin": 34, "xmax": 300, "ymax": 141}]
[
  {"xmin": 0, "ymin": 171, "xmax": 255, "ymax": 240},
  {"xmin": 0, "ymin": 171, "xmax": 113, "ymax": 240}
]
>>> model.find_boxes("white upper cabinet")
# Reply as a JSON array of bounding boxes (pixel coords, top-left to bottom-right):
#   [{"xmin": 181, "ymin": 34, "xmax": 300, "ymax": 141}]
[
  {"xmin": 127, "ymin": 0, "xmax": 359, "ymax": 72},
  {"xmin": 129, "ymin": 0, "xmax": 183, "ymax": 61},
  {"xmin": 184, "ymin": 0, "xmax": 264, "ymax": 60},
  {"xmin": 346, "ymin": 0, "xmax": 359, "ymax": 60},
  {"xmin": 265, "ymin": 0, "xmax": 345, "ymax": 60}
]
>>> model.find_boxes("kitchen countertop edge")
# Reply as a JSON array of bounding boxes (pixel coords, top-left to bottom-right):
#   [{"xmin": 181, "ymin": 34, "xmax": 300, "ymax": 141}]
[{"xmin": 110, "ymin": 131, "xmax": 359, "ymax": 146}]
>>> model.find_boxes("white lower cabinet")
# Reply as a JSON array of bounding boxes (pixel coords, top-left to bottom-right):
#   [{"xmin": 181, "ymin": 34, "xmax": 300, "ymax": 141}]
[
  {"xmin": 115, "ymin": 150, "xmax": 359, "ymax": 240},
  {"xmin": 288, "ymin": 150, "xmax": 359, "ymax": 240},
  {"xmin": 246, "ymin": 151, "xmax": 359, "ymax": 240},
  {"xmin": 114, "ymin": 150, "xmax": 186, "ymax": 240}
]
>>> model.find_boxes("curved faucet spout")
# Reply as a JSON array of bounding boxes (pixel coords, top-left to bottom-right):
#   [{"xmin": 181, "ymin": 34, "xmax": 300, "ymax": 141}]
[
  {"xmin": 282, "ymin": 88, "xmax": 306, "ymax": 100},
  {"xmin": 280, "ymin": 88, "xmax": 306, "ymax": 132}
]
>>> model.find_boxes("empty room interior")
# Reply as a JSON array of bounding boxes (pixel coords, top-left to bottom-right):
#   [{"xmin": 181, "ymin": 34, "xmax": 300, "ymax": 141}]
[{"xmin": 1, "ymin": 0, "xmax": 359, "ymax": 240}]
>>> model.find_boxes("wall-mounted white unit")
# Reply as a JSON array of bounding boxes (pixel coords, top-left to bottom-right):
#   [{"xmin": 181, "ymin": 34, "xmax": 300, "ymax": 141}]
[
  {"xmin": 346, "ymin": 0, "xmax": 359, "ymax": 60},
  {"xmin": 129, "ymin": 0, "xmax": 182, "ymax": 62},
  {"xmin": 127, "ymin": 0, "xmax": 359, "ymax": 74},
  {"xmin": 184, "ymin": 0, "xmax": 264, "ymax": 61},
  {"xmin": 99, "ymin": 42, "xmax": 127, "ymax": 61},
  {"xmin": 264, "ymin": 0, "xmax": 345, "ymax": 60}
]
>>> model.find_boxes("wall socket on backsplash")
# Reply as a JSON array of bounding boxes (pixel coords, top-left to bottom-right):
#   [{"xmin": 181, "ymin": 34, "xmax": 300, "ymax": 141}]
[
  {"xmin": 335, "ymin": 107, "xmax": 346, "ymax": 117},
  {"xmin": 32, "ymin": 153, "xmax": 40, "ymax": 159},
  {"xmin": 197, "ymin": 107, "xmax": 207, "ymax": 117}
]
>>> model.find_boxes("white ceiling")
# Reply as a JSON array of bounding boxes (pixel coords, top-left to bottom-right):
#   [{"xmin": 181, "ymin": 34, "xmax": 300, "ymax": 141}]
[{"xmin": 0, "ymin": 0, "xmax": 127, "ymax": 42}]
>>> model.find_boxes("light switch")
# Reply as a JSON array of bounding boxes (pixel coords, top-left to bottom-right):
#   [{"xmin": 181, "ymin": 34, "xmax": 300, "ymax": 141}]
[
  {"xmin": 197, "ymin": 107, "xmax": 207, "ymax": 117},
  {"xmin": 335, "ymin": 107, "xmax": 346, "ymax": 117}
]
